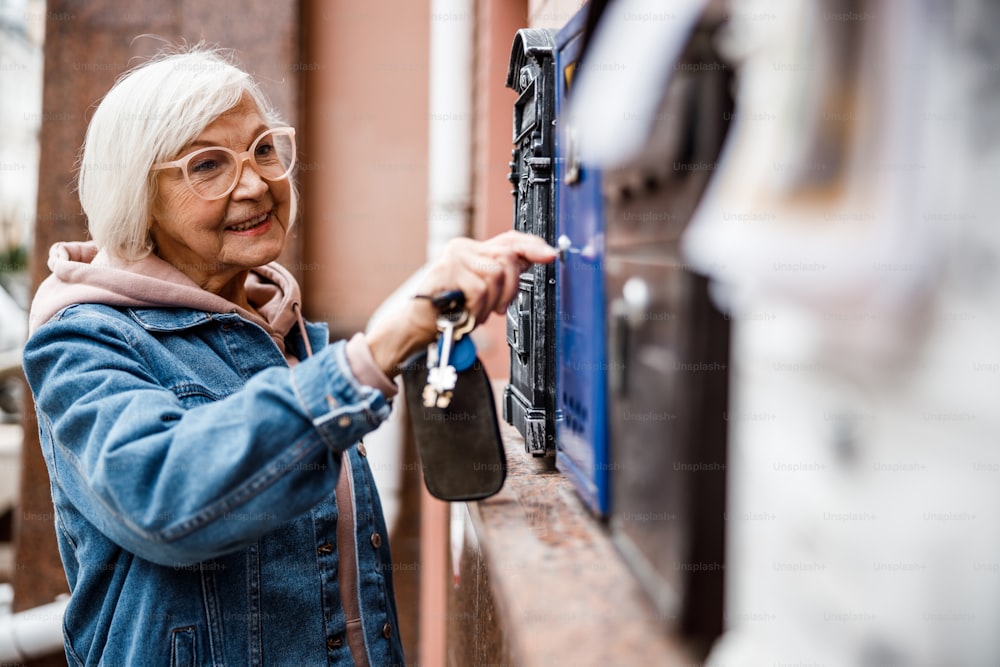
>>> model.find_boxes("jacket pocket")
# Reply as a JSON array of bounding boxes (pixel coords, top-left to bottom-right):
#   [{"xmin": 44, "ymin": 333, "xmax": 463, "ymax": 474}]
[
  {"xmin": 171, "ymin": 382, "xmax": 222, "ymax": 409},
  {"xmin": 170, "ymin": 626, "xmax": 197, "ymax": 667}
]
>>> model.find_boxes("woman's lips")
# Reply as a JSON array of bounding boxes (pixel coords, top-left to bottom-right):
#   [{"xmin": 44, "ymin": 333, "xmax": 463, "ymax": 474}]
[{"xmin": 225, "ymin": 211, "xmax": 272, "ymax": 235}]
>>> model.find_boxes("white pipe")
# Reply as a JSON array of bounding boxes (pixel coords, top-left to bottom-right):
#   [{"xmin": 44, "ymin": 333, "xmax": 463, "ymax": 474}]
[
  {"xmin": 426, "ymin": 0, "xmax": 474, "ymax": 259},
  {"xmin": 420, "ymin": 6, "xmax": 474, "ymax": 665},
  {"xmin": 366, "ymin": 0, "xmax": 475, "ymax": 532},
  {"xmin": 0, "ymin": 595, "xmax": 69, "ymax": 661},
  {"xmin": 364, "ymin": 267, "xmax": 430, "ymax": 535}
]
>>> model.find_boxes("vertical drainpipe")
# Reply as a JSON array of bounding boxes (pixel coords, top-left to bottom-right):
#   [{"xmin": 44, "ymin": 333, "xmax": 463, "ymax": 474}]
[
  {"xmin": 426, "ymin": 0, "xmax": 474, "ymax": 260},
  {"xmin": 420, "ymin": 1, "xmax": 473, "ymax": 665}
]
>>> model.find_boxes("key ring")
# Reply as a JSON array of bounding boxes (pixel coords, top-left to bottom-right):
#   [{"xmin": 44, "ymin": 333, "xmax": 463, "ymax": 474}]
[{"xmin": 414, "ymin": 289, "xmax": 466, "ymax": 315}]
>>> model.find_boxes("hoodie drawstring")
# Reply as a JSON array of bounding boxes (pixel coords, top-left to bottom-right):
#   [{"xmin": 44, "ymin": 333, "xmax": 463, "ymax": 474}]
[{"xmin": 292, "ymin": 302, "xmax": 314, "ymax": 359}]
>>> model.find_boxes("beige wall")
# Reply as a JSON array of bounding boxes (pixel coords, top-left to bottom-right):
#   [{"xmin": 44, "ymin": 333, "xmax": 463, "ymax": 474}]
[
  {"xmin": 527, "ymin": 0, "xmax": 585, "ymax": 29},
  {"xmin": 299, "ymin": 0, "xmax": 546, "ymax": 377},
  {"xmin": 301, "ymin": 0, "xmax": 431, "ymax": 338},
  {"xmin": 471, "ymin": 0, "xmax": 532, "ymax": 374}
]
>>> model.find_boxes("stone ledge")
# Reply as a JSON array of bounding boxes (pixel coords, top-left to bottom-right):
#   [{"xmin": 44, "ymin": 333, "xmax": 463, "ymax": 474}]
[{"xmin": 459, "ymin": 384, "xmax": 701, "ymax": 666}]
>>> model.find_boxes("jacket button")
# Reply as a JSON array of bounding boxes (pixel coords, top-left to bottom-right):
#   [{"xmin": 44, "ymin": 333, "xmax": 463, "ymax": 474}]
[
  {"xmin": 358, "ymin": 441, "xmax": 367, "ymax": 457},
  {"xmin": 317, "ymin": 543, "xmax": 334, "ymax": 555},
  {"xmin": 338, "ymin": 415, "xmax": 352, "ymax": 428},
  {"xmin": 370, "ymin": 532, "xmax": 382, "ymax": 549},
  {"xmin": 327, "ymin": 635, "xmax": 343, "ymax": 649},
  {"xmin": 382, "ymin": 622, "xmax": 393, "ymax": 639}
]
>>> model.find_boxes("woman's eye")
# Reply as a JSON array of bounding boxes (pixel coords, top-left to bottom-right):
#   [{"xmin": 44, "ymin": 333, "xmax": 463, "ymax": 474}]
[
  {"xmin": 185, "ymin": 148, "xmax": 230, "ymax": 177},
  {"xmin": 190, "ymin": 158, "xmax": 220, "ymax": 174},
  {"xmin": 255, "ymin": 142, "xmax": 275, "ymax": 159}
]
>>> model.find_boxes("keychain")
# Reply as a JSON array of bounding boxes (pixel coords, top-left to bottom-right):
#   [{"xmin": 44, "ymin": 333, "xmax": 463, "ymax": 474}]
[{"xmin": 402, "ymin": 289, "xmax": 507, "ymax": 501}]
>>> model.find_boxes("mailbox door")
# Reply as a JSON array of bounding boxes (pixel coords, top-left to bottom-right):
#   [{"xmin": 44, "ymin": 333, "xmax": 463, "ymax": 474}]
[
  {"xmin": 606, "ymin": 251, "xmax": 728, "ymax": 639},
  {"xmin": 554, "ymin": 7, "xmax": 610, "ymax": 515}
]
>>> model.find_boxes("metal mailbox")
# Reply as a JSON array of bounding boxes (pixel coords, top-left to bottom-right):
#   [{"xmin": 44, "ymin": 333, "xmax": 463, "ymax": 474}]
[
  {"xmin": 602, "ymin": 14, "xmax": 733, "ymax": 641},
  {"xmin": 502, "ymin": 28, "xmax": 558, "ymax": 457}
]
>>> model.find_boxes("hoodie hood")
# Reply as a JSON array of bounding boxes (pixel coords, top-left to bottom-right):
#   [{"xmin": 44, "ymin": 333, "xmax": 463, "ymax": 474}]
[{"xmin": 29, "ymin": 241, "xmax": 304, "ymax": 354}]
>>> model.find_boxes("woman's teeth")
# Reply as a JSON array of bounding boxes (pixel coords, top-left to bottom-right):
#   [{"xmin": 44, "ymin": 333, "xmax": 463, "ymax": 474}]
[{"xmin": 227, "ymin": 212, "xmax": 269, "ymax": 231}]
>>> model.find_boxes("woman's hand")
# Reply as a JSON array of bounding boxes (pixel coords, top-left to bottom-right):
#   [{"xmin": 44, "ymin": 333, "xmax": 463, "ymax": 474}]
[{"xmin": 366, "ymin": 230, "xmax": 557, "ymax": 377}]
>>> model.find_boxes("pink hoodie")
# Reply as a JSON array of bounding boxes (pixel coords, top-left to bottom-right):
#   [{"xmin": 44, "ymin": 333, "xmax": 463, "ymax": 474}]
[{"xmin": 29, "ymin": 241, "xmax": 397, "ymax": 398}]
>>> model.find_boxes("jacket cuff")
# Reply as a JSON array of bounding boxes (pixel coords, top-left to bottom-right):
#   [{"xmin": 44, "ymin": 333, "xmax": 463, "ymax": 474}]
[
  {"xmin": 345, "ymin": 332, "xmax": 399, "ymax": 400},
  {"xmin": 289, "ymin": 339, "xmax": 392, "ymax": 448}
]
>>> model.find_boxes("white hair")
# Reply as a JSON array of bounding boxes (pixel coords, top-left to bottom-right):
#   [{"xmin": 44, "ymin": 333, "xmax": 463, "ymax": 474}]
[{"xmin": 78, "ymin": 45, "xmax": 296, "ymax": 261}]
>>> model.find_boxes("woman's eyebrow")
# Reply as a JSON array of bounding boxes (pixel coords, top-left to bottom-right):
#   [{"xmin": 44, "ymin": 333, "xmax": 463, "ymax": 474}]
[{"xmin": 184, "ymin": 124, "xmax": 270, "ymax": 150}]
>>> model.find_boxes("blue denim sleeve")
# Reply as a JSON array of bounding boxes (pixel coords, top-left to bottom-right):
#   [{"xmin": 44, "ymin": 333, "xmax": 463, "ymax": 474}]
[{"xmin": 23, "ymin": 307, "xmax": 392, "ymax": 567}]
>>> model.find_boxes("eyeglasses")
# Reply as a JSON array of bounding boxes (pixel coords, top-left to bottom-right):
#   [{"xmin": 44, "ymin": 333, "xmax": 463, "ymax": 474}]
[{"xmin": 151, "ymin": 127, "xmax": 296, "ymax": 200}]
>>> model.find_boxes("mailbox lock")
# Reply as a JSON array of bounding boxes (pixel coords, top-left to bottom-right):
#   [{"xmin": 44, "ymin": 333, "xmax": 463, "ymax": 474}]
[{"xmin": 557, "ymin": 234, "xmax": 584, "ymax": 262}]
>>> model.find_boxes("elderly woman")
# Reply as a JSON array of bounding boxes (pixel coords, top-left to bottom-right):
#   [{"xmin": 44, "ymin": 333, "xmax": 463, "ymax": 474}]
[{"xmin": 22, "ymin": 47, "xmax": 554, "ymax": 665}]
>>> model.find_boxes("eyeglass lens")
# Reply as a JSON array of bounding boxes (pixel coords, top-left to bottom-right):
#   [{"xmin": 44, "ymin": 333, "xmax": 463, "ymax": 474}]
[{"xmin": 185, "ymin": 129, "xmax": 295, "ymax": 198}]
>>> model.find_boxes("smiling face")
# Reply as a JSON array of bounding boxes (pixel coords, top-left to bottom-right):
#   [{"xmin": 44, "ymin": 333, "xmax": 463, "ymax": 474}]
[{"xmin": 150, "ymin": 96, "xmax": 292, "ymax": 300}]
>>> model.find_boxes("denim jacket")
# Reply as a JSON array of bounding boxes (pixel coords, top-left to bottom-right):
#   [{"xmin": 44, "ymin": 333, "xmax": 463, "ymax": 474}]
[{"xmin": 23, "ymin": 303, "xmax": 406, "ymax": 666}]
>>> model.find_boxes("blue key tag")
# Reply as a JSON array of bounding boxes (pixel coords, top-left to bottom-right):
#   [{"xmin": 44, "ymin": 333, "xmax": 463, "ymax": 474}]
[{"xmin": 438, "ymin": 334, "xmax": 477, "ymax": 372}]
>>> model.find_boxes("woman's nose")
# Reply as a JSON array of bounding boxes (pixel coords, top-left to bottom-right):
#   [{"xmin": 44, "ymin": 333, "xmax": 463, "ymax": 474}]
[{"xmin": 231, "ymin": 158, "xmax": 269, "ymax": 199}]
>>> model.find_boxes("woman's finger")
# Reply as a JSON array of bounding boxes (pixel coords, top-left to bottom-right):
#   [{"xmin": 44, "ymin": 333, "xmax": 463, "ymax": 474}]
[
  {"xmin": 416, "ymin": 231, "xmax": 556, "ymax": 326},
  {"xmin": 495, "ymin": 248, "xmax": 522, "ymax": 315}
]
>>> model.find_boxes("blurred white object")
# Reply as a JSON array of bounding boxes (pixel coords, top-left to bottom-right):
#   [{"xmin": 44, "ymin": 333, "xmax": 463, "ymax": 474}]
[
  {"xmin": 0, "ymin": 0, "xmax": 44, "ymax": 258},
  {"xmin": 665, "ymin": 1, "xmax": 1000, "ymax": 666},
  {"xmin": 681, "ymin": 0, "xmax": 944, "ymax": 376},
  {"xmin": 567, "ymin": 0, "xmax": 709, "ymax": 168},
  {"xmin": 0, "ymin": 590, "xmax": 69, "ymax": 662},
  {"xmin": 0, "ymin": 425, "xmax": 20, "ymax": 514},
  {"xmin": 0, "ymin": 285, "xmax": 26, "ymax": 357}
]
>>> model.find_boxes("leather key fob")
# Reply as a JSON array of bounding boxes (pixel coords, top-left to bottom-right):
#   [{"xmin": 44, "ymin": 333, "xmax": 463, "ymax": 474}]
[{"xmin": 401, "ymin": 350, "xmax": 507, "ymax": 501}]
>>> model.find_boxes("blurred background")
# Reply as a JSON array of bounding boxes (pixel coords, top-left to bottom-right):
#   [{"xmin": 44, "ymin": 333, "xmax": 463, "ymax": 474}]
[{"xmin": 0, "ymin": 0, "xmax": 42, "ymax": 600}]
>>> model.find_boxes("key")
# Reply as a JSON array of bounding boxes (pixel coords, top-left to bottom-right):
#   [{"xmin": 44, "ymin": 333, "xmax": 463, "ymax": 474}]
[
  {"xmin": 423, "ymin": 307, "xmax": 476, "ymax": 408},
  {"xmin": 431, "ymin": 315, "xmax": 458, "ymax": 393},
  {"xmin": 424, "ymin": 316, "xmax": 457, "ymax": 408},
  {"xmin": 420, "ymin": 289, "xmax": 476, "ymax": 407}
]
